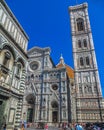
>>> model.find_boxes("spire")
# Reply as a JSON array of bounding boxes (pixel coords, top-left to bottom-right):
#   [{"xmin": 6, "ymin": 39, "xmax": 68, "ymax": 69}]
[{"xmin": 59, "ymin": 54, "xmax": 65, "ymax": 65}]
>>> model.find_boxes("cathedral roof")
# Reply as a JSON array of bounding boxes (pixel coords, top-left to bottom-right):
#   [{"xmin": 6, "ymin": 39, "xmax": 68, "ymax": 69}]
[
  {"xmin": 56, "ymin": 55, "xmax": 74, "ymax": 79},
  {"xmin": 65, "ymin": 64, "xmax": 74, "ymax": 79}
]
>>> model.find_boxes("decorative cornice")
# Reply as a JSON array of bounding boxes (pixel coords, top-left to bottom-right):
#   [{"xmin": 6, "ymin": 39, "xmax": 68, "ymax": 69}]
[
  {"xmin": 69, "ymin": 2, "xmax": 88, "ymax": 12},
  {"xmin": 1, "ymin": 0, "xmax": 29, "ymax": 40}
]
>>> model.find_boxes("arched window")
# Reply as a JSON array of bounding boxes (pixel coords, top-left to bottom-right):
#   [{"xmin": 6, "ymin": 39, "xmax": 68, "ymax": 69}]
[
  {"xmin": 84, "ymin": 86, "xmax": 87, "ymax": 93},
  {"xmin": 42, "ymin": 98, "xmax": 46, "ymax": 106},
  {"xmin": 80, "ymin": 57, "xmax": 84, "ymax": 66},
  {"xmin": 76, "ymin": 18, "xmax": 84, "ymax": 31},
  {"xmin": 83, "ymin": 39, "xmax": 87, "ymax": 47},
  {"xmin": 16, "ymin": 64, "xmax": 22, "ymax": 75},
  {"xmin": 79, "ymin": 87, "xmax": 82, "ymax": 93},
  {"xmin": 78, "ymin": 40, "xmax": 81, "ymax": 48},
  {"xmin": 3, "ymin": 51, "xmax": 11, "ymax": 68},
  {"xmin": 86, "ymin": 57, "xmax": 90, "ymax": 66}
]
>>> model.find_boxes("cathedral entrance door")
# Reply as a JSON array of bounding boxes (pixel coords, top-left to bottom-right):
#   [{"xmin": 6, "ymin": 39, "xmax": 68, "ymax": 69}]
[
  {"xmin": 27, "ymin": 108, "xmax": 33, "ymax": 122},
  {"xmin": 51, "ymin": 100, "xmax": 58, "ymax": 123},
  {"xmin": 26, "ymin": 94, "xmax": 35, "ymax": 123},
  {"xmin": 52, "ymin": 111, "xmax": 58, "ymax": 123}
]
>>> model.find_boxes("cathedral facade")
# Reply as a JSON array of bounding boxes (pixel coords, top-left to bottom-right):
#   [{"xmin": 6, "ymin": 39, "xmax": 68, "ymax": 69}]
[
  {"xmin": 22, "ymin": 47, "xmax": 74, "ymax": 125},
  {"xmin": 0, "ymin": 0, "xmax": 104, "ymax": 129}
]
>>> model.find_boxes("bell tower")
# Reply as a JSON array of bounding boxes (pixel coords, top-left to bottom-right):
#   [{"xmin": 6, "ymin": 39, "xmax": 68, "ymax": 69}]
[{"xmin": 69, "ymin": 3, "xmax": 103, "ymax": 122}]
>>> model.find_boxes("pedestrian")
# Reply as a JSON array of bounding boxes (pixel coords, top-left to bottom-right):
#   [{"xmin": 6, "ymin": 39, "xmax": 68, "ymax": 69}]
[
  {"xmin": 3, "ymin": 123, "xmax": 6, "ymax": 130},
  {"xmin": 44, "ymin": 123, "xmax": 48, "ymax": 130},
  {"xmin": 21, "ymin": 123, "xmax": 25, "ymax": 130},
  {"xmin": 14, "ymin": 127, "xmax": 18, "ymax": 130},
  {"xmin": 75, "ymin": 124, "xmax": 83, "ymax": 130}
]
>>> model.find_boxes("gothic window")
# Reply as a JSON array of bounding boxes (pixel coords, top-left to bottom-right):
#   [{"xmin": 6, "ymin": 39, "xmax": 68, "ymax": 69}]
[
  {"xmin": 78, "ymin": 40, "xmax": 81, "ymax": 48},
  {"xmin": 3, "ymin": 51, "xmax": 11, "ymax": 68},
  {"xmin": 63, "ymin": 111, "xmax": 66, "ymax": 118},
  {"xmin": 79, "ymin": 87, "xmax": 82, "ymax": 93},
  {"xmin": 42, "ymin": 98, "xmax": 46, "ymax": 106},
  {"xmin": 51, "ymin": 101, "xmax": 58, "ymax": 108},
  {"xmin": 84, "ymin": 86, "xmax": 87, "ymax": 93},
  {"xmin": 80, "ymin": 57, "xmax": 84, "ymax": 66},
  {"xmin": 16, "ymin": 63, "xmax": 22, "ymax": 76},
  {"xmin": 43, "ymin": 98, "xmax": 46, "ymax": 102},
  {"xmin": 83, "ymin": 39, "xmax": 87, "ymax": 47},
  {"xmin": 76, "ymin": 18, "xmax": 84, "ymax": 31},
  {"xmin": 86, "ymin": 57, "xmax": 90, "ymax": 66}
]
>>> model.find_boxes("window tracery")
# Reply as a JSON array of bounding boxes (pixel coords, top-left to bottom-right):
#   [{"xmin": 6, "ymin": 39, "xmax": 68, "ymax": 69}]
[
  {"xmin": 86, "ymin": 56, "xmax": 90, "ymax": 66},
  {"xmin": 78, "ymin": 40, "xmax": 81, "ymax": 48},
  {"xmin": 3, "ymin": 51, "xmax": 11, "ymax": 68},
  {"xmin": 76, "ymin": 18, "xmax": 84, "ymax": 31},
  {"xmin": 83, "ymin": 39, "xmax": 87, "ymax": 47},
  {"xmin": 80, "ymin": 57, "xmax": 84, "ymax": 66}
]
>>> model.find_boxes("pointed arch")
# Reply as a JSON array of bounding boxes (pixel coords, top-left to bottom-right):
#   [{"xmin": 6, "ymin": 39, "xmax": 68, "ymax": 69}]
[
  {"xmin": 16, "ymin": 58, "xmax": 25, "ymax": 67},
  {"xmin": 78, "ymin": 40, "xmax": 82, "ymax": 48},
  {"xmin": 80, "ymin": 57, "xmax": 84, "ymax": 66},
  {"xmin": 86, "ymin": 56, "xmax": 90, "ymax": 66},
  {"xmin": 76, "ymin": 18, "xmax": 85, "ymax": 31},
  {"xmin": 3, "ymin": 45, "xmax": 16, "ymax": 60},
  {"xmin": 83, "ymin": 39, "xmax": 87, "ymax": 47}
]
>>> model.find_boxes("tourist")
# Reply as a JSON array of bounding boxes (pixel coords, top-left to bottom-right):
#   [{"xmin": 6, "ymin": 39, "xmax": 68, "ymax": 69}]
[
  {"xmin": 21, "ymin": 123, "xmax": 25, "ymax": 130},
  {"xmin": 44, "ymin": 123, "xmax": 48, "ymax": 130},
  {"xmin": 3, "ymin": 123, "xmax": 6, "ymax": 130},
  {"xmin": 75, "ymin": 124, "xmax": 83, "ymax": 130}
]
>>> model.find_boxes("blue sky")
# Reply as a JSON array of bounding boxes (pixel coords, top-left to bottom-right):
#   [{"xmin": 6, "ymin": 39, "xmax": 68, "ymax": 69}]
[{"xmin": 5, "ymin": 0, "xmax": 104, "ymax": 95}]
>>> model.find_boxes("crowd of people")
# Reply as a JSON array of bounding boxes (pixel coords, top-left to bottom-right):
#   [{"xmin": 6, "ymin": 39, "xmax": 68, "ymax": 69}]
[
  {"xmin": 1, "ymin": 122, "xmax": 104, "ymax": 130},
  {"xmin": 21, "ymin": 122, "xmax": 104, "ymax": 130},
  {"xmin": 58, "ymin": 122, "xmax": 104, "ymax": 130}
]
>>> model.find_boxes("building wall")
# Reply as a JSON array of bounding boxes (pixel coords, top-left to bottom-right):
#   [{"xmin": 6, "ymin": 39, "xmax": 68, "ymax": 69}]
[{"xmin": 0, "ymin": 0, "xmax": 28, "ymax": 129}]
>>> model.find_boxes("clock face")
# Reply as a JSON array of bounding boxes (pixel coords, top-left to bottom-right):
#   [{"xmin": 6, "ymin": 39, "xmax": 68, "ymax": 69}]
[{"xmin": 30, "ymin": 61, "xmax": 39, "ymax": 70}]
